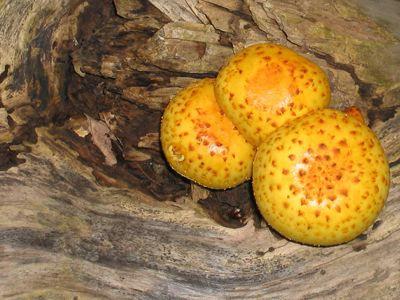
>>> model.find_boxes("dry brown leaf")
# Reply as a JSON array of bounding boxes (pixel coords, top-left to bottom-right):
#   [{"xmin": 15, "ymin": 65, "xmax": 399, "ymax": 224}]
[{"xmin": 86, "ymin": 114, "xmax": 117, "ymax": 166}]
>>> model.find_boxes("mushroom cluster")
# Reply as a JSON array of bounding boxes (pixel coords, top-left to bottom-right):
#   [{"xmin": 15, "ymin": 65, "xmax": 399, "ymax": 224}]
[{"xmin": 160, "ymin": 43, "xmax": 390, "ymax": 246}]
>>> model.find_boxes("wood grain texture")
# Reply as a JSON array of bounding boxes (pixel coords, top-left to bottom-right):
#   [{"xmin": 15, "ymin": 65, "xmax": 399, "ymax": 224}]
[{"xmin": 0, "ymin": 0, "xmax": 399, "ymax": 299}]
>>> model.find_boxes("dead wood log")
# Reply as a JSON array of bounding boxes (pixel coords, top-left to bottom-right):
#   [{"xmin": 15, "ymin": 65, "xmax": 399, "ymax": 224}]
[{"xmin": 0, "ymin": 0, "xmax": 399, "ymax": 298}]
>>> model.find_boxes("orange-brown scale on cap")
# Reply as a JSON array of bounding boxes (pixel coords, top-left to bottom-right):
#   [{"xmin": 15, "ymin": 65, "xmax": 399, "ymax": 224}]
[
  {"xmin": 252, "ymin": 108, "xmax": 390, "ymax": 246},
  {"xmin": 215, "ymin": 43, "xmax": 331, "ymax": 146},
  {"xmin": 161, "ymin": 78, "xmax": 255, "ymax": 189}
]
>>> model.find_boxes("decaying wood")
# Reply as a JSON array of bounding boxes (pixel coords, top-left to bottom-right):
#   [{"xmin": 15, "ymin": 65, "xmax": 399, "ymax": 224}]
[{"xmin": 0, "ymin": 0, "xmax": 399, "ymax": 298}]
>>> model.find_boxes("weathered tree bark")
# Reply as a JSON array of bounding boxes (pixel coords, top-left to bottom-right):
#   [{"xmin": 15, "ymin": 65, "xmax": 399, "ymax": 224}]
[{"xmin": 0, "ymin": 0, "xmax": 399, "ymax": 299}]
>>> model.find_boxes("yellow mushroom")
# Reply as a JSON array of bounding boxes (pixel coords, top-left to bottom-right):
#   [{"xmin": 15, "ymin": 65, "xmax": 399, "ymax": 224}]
[
  {"xmin": 161, "ymin": 78, "xmax": 255, "ymax": 189},
  {"xmin": 215, "ymin": 43, "xmax": 331, "ymax": 146},
  {"xmin": 252, "ymin": 108, "xmax": 390, "ymax": 246}
]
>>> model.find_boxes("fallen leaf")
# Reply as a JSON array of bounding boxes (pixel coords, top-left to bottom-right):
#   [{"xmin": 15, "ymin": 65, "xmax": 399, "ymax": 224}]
[{"xmin": 86, "ymin": 114, "xmax": 117, "ymax": 166}]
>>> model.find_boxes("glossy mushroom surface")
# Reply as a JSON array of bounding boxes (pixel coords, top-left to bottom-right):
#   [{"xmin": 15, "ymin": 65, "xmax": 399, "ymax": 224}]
[
  {"xmin": 161, "ymin": 78, "xmax": 255, "ymax": 189},
  {"xmin": 253, "ymin": 108, "xmax": 390, "ymax": 246},
  {"xmin": 215, "ymin": 43, "xmax": 331, "ymax": 146}
]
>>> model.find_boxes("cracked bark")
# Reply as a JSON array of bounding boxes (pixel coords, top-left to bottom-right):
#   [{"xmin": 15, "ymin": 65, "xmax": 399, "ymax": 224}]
[{"xmin": 0, "ymin": 0, "xmax": 399, "ymax": 299}]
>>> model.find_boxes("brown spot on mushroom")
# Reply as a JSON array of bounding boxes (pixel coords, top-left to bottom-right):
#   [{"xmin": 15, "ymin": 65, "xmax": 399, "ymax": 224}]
[
  {"xmin": 339, "ymin": 139, "xmax": 348, "ymax": 147},
  {"xmin": 328, "ymin": 195, "xmax": 337, "ymax": 201},
  {"xmin": 298, "ymin": 169, "xmax": 306, "ymax": 177}
]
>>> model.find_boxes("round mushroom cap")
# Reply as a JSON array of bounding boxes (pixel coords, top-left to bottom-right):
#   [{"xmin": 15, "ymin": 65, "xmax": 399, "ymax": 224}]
[
  {"xmin": 161, "ymin": 78, "xmax": 255, "ymax": 189},
  {"xmin": 252, "ymin": 108, "xmax": 390, "ymax": 246},
  {"xmin": 215, "ymin": 43, "xmax": 331, "ymax": 146}
]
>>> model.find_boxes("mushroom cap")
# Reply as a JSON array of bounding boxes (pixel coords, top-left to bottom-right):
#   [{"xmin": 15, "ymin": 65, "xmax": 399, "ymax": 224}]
[
  {"xmin": 252, "ymin": 108, "xmax": 390, "ymax": 246},
  {"xmin": 161, "ymin": 78, "xmax": 255, "ymax": 189},
  {"xmin": 215, "ymin": 43, "xmax": 331, "ymax": 146}
]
